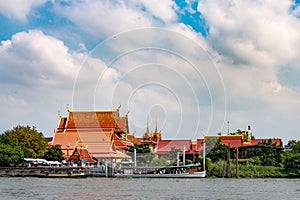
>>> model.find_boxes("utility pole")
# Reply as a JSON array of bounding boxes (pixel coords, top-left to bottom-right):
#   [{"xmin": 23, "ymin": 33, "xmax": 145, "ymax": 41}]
[
  {"xmin": 224, "ymin": 146, "xmax": 231, "ymax": 178},
  {"xmin": 235, "ymin": 147, "xmax": 239, "ymax": 178}
]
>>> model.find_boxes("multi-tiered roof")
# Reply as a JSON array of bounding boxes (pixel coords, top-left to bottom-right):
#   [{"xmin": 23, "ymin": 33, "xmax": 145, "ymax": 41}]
[{"xmin": 50, "ymin": 106, "xmax": 133, "ymax": 162}]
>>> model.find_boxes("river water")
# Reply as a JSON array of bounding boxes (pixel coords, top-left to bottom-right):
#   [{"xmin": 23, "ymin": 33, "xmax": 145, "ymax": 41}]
[{"xmin": 0, "ymin": 177, "xmax": 299, "ymax": 200}]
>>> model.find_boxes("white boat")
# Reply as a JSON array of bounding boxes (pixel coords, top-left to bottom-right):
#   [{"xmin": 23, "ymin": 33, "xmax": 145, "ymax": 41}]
[
  {"xmin": 115, "ymin": 171, "xmax": 206, "ymax": 178},
  {"xmin": 114, "ymin": 164, "xmax": 206, "ymax": 178}
]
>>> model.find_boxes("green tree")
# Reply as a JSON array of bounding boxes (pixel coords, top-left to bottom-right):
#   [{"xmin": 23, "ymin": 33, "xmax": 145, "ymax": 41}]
[
  {"xmin": 287, "ymin": 140, "xmax": 300, "ymax": 152},
  {"xmin": 43, "ymin": 145, "xmax": 64, "ymax": 162},
  {"xmin": 150, "ymin": 157, "xmax": 169, "ymax": 166},
  {"xmin": 284, "ymin": 153, "xmax": 300, "ymax": 170},
  {"xmin": 0, "ymin": 143, "xmax": 24, "ymax": 167},
  {"xmin": 128, "ymin": 144, "xmax": 154, "ymax": 166},
  {"xmin": 205, "ymin": 138, "xmax": 227, "ymax": 162},
  {"xmin": 258, "ymin": 139, "xmax": 283, "ymax": 166},
  {"xmin": 1, "ymin": 125, "xmax": 47, "ymax": 158},
  {"xmin": 164, "ymin": 147, "xmax": 181, "ymax": 164},
  {"xmin": 283, "ymin": 140, "xmax": 300, "ymax": 175},
  {"xmin": 129, "ymin": 144, "xmax": 151, "ymax": 153}
]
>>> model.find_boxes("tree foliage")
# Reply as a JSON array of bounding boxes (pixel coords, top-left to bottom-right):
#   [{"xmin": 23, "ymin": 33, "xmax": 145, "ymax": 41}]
[
  {"xmin": 164, "ymin": 147, "xmax": 181, "ymax": 163},
  {"xmin": 205, "ymin": 138, "xmax": 227, "ymax": 162},
  {"xmin": 287, "ymin": 140, "xmax": 300, "ymax": 152},
  {"xmin": 2, "ymin": 125, "xmax": 46, "ymax": 158},
  {"xmin": 129, "ymin": 144, "xmax": 151, "ymax": 153},
  {"xmin": 0, "ymin": 125, "xmax": 47, "ymax": 166},
  {"xmin": 43, "ymin": 145, "xmax": 64, "ymax": 162},
  {"xmin": 0, "ymin": 143, "xmax": 24, "ymax": 167},
  {"xmin": 150, "ymin": 157, "xmax": 169, "ymax": 166},
  {"xmin": 257, "ymin": 139, "xmax": 283, "ymax": 166},
  {"xmin": 284, "ymin": 153, "xmax": 300, "ymax": 170},
  {"xmin": 283, "ymin": 140, "xmax": 300, "ymax": 172},
  {"xmin": 128, "ymin": 144, "xmax": 154, "ymax": 166}
]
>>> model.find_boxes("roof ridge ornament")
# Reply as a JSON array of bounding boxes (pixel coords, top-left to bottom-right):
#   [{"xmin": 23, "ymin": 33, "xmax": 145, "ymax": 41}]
[
  {"xmin": 116, "ymin": 104, "xmax": 121, "ymax": 111},
  {"xmin": 66, "ymin": 104, "xmax": 70, "ymax": 112},
  {"xmin": 58, "ymin": 110, "xmax": 62, "ymax": 118},
  {"xmin": 146, "ymin": 116, "xmax": 150, "ymax": 133},
  {"xmin": 154, "ymin": 117, "xmax": 158, "ymax": 133}
]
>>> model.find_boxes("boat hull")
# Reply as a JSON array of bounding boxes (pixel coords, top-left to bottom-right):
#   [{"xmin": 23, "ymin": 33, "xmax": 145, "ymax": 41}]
[
  {"xmin": 37, "ymin": 172, "xmax": 89, "ymax": 178},
  {"xmin": 115, "ymin": 171, "xmax": 206, "ymax": 178}
]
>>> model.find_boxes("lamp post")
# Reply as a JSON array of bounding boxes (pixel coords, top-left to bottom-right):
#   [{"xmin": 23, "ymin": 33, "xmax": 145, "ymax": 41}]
[{"xmin": 66, "ymin": 144, "xmax": 70, "ymax": 166}]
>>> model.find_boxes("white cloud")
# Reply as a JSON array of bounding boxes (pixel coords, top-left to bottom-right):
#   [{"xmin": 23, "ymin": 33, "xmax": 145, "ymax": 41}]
[
  {"xmin": 198, "ymin": 0, "xmax": 300, "ymax": 67},
  {"xmin": 0, "ymin": 0, "xmax": 46, "ymax": 22},
  {"xmin": 0, "ymin": 30, "xmax": 84, "ymax": 136},
  {"xmin": 54, "ymin": 0, "xmax": 156, "ymax": 38},
  {"xmin": 196, "ymin": 0, "xmax": 300, "ymax": 142},
  {"xmin": 132, "ymin": 0, "xmax": 178, "ymax": 23},
  {"xmin": 1, "ymin": 0, "xmax": 300, "ymax": 143},
  {"xmin": 0, "ymin": 94, "xmax": 27, "ymax": 107},
  {"xmin": 0, "ymin": 30, "xmax": 81, "ymax": 87}
]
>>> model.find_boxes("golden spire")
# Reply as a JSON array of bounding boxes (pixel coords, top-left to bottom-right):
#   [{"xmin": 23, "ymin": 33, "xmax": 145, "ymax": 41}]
[
  {"xmin": 227, "ymin": 121, "xmax": 230, "ymax": 135},
  {"xmin": 154, "ymin": 117, "xmax": 158, "ymax": 133},
  {"xmin": 146, "ymin": 116, "xmax": 150, "ymax": 133}
]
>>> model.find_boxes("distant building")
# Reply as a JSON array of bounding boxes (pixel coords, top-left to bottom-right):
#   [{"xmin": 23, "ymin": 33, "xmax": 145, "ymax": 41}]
[{"xmin": 203, "ymin": 125, "xmax": 283, "ymax": 158}]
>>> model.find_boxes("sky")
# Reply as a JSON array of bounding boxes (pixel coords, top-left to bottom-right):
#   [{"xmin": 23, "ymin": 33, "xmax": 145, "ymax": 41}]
[{"xmin": 0, "ymin": 0, "xmax": 300, "ymax": 144}]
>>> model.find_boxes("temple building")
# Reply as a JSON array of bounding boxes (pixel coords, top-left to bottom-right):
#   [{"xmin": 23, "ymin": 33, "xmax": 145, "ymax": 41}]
[
  {"xmin": 202, "ymin": 125, "xmax": 283, "ymax": 158},
  {"xmin": 49, "ymin": 105, "xmax": 133, "ymax": 166},
  {"xmin": 49, "ymin": 106, "xmax": 282, "ymax": 166},
  {"xmin": 130, "ymin": 118, "xmax": 162, "ymax": 152}
]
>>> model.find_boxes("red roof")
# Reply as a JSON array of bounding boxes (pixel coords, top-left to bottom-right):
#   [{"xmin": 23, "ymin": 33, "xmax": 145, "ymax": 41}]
[
  {"xmin": 204, "ymin": 135, "xmax": 282, "ymax": 148},
  {"xmin": 196, "ymin": 139, "xmax": 204, "ymax": 151},
  {"xmin": 204, "ymin": 135, "xmax": 243, "ymax": 148},
  {"xmin": 250, "ymin": 138, "xmax": 282, "ymax": 146},
  {"xmin": 156, "ymin": 140, "xmax": 191, "ymax": 155}
]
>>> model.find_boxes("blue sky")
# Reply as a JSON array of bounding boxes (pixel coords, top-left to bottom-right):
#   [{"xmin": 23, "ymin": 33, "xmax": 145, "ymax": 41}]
[{"xmin": 1, "ymin": 0, "xmax": 300, "ymax": 143}]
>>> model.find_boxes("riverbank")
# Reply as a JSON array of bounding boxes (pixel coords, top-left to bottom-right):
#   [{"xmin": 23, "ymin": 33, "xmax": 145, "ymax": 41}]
[
  {"xmin": 207, "ymin": 160, "xmax": 300, "ymax": 178},
  {"xmin": 0, "ymin": 167, "xmax": 107, "ymax": 177},
  {"xmin": 1, "ymin": 166, "xmax": 299, "ymax": 178}
]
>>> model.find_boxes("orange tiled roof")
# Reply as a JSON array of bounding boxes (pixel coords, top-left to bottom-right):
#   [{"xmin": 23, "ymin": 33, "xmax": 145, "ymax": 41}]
[
  {"xmin": 57, "ymin": 117, "xmax": 67, "ymax": 132},
  {"xmin": 77, "ymin": 130, "xmax": 116, "ymax": 154},
  {"xmin": 75, "ymin": 147, "xmax": 97, "ymax": 163},
  {"xmin": 115, "ymin": 116, "xmax": 129, "ymax": 133},
  {"xmin": 52, "ymin": 132, "xmax": 79, "ymax": 156},
  {"xmin": 65, "ymin": 110, "xmax": 119, "ymax": 130},
  {"xmin": 91, "ymin": 151, "xmax": 130, "ymax": 159}
]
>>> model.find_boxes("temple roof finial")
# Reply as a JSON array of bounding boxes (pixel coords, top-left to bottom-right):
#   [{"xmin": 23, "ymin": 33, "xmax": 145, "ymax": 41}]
[
  {"xmin": 154, "ymin": 117, "xmax": 158, "ymax": 133},
  {"xmin": 117, "ymin": 104, "xmax": 121, "ymax": 111},
  {"xmin": 58, "ymin": 110, "xmax": 62, "ymax": 118},
  {"xmin": 227, "ymin": 121, "xmax": 230, "ymax": 135},
  {"xmin": 66, "ymin": 104, "xmax": 70, "ymax": 112},
  {"xmin": 146, "ymin": 116, "xmax": 150, "ymax": 133}
]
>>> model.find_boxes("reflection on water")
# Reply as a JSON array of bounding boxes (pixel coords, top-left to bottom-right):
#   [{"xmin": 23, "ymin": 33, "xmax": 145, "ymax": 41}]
[{"xmin": 0, "ymin": 178, "xmax": 299, "ymax": 200}]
